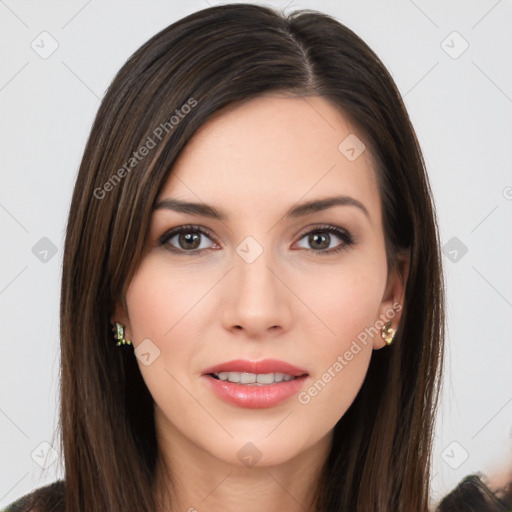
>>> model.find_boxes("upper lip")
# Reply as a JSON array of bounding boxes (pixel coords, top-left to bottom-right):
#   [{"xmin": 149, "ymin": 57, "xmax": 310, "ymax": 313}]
[{"xmin": 202, "ymin": 359, "xmax": 309, "ymax": 377}]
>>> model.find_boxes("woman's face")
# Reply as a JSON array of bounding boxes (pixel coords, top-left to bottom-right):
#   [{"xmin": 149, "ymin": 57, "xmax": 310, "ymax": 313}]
[{"xmin": 116, "ymin": 95, "xmax": 407, "ymax": 468}]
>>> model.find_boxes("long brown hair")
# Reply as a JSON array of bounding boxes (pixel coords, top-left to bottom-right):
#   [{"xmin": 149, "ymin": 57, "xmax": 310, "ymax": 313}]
[{"xmin": 55, "ymin": 4, "xmax": 444, "ymax": 511}]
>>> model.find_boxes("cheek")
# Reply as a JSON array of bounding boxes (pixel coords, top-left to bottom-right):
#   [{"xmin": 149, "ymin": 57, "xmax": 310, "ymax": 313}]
[
  {"xmin": 124, "ymin": 254, "xmax": 215, "ymax": 384},
  {"xmin": 293, "ymin": 251, "xmax": 387, "ymax": 419},
  {"xmin": 298, "ymin": 249, "xmax": 387, "ymax": 350},
  {"xmin": 125, "ymin": 254, "xmax": 210, "ymax": 341},
  {"xmin": 123, "ymin": 255, "xmax": 213, "ymax": 422}
]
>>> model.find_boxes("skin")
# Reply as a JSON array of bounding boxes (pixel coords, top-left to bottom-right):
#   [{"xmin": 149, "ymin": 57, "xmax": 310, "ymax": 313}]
[{"xmin": 114, "ymin": 94, "xmax": 409, "ymax": 512}]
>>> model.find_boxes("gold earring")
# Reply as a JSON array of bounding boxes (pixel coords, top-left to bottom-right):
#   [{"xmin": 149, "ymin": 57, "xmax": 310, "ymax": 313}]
[
  {"xmin": 112, "ymin": 322, "xmax": 132, "ymax": 346},
  {"xmin": 381, "ymin": 322, "xmax": 396, "ymax": 346}
]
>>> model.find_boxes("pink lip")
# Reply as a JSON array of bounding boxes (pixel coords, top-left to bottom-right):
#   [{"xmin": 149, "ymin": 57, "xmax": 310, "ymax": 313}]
[
  {"xmin": 201, "ymin": 358, "xmax": 309, "ymax": 409},
  {"xmin": 202, "ymin": 358, "xmax": 308, "ymax": 377}
]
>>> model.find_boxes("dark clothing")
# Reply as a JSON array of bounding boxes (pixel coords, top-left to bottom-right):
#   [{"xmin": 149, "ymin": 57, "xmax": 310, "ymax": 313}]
[{"xmin": 2, "ymin": 480, "xmax": 65, "ymax": 512}]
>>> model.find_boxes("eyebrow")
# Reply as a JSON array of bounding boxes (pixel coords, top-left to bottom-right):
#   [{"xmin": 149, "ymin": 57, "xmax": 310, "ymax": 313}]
[{"xmin": 154, "ymin": 195, "xmax": 370, "ymax": 221}]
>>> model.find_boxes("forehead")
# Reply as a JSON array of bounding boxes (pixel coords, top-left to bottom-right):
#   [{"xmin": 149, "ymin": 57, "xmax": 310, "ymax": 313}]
[{"xmin": 158, "ymin": 95, "xmax": 381, "ymax": 226}]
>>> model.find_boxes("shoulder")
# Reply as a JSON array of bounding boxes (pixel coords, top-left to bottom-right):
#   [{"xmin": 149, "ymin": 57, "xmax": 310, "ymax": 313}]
[{"xmin": 2, "ymin": 480, "xmax": 65, "ymax": 512}]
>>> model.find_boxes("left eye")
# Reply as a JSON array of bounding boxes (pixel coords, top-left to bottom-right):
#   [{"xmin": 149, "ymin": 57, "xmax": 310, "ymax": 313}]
[{"xmin": 294, "ymin": 226, "xmax": 354, "ymax": 254}]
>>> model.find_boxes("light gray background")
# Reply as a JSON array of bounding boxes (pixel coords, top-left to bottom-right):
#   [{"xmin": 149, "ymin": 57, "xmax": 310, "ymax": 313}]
[{"xmin": 1, "ymin": 0, "xmax": 511, "ymax": 508}]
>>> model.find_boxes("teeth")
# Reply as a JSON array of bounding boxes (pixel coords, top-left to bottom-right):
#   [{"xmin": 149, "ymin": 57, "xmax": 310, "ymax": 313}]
[{"xmin": 214, "ymin": 372, "xmax": 297, "ymax": 385}]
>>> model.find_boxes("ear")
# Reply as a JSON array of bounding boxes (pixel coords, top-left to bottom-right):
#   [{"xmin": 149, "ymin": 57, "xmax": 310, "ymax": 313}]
[
  {"xmin": 110, "ymin": 298, "xmax": 133, "ymax": 341},
  {"xmin": 373, "ymin": 248, "xmax": 410, "ymax": 350}
]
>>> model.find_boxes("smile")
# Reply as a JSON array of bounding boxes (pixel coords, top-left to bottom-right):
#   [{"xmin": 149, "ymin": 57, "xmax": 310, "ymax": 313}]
[{"xmin": 210, "ymin": 371, "xmax": 297, "ymax": 385}]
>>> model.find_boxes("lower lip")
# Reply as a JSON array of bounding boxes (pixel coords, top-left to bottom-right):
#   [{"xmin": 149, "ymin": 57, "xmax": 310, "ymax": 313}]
[{"xmin": 202, "ymin": 374, "xmax": 308, "ymax": 409}]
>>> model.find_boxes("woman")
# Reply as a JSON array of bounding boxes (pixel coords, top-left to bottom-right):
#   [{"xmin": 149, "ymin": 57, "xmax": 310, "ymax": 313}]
[{"xmin": 3, "ymin": 3, "xmax": 509, "ymax": 511}]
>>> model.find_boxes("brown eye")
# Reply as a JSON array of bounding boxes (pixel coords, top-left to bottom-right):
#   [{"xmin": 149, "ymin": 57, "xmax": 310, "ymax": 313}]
[
  {"xmin": 308, "ymin": 232, "xmax": 330, "ymax": 250},
  {"xmin": 159, "ymin": 225, "xmax": 218, "ymax": 254},
  {"xmin": 295, "ymin": 225, "xmax": 354, "ymax": 254}
]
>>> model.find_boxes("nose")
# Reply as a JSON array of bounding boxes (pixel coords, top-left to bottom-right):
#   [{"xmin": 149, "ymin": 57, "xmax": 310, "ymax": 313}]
[{"xmin": 222, "ymin": 247, "xmax": 292, "ymax": 339}]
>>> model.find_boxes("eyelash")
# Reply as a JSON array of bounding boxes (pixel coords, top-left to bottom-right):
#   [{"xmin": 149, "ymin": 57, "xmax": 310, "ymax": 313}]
[{"xmin": 158, "ymin": 223, "xmax": 355, "ymax": 256}]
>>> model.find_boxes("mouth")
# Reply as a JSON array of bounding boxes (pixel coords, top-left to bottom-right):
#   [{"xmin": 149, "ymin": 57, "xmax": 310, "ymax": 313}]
[
  {"xmin": 201, "ymin": 359, "xmax": 309, "ymax": 408},
  {"xmin": 208, "ymin": 371, "xmax": 302, "ymax": 385},
  {"xmin": 202, "ymin": 358, "xmax": 309, "ymax": 378}
]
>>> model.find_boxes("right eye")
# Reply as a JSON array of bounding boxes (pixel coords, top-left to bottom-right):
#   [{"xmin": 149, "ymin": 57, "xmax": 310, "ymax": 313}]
[{"xmin": 159, "ymin": 225, "xmax": 219, "ymax": 254}]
